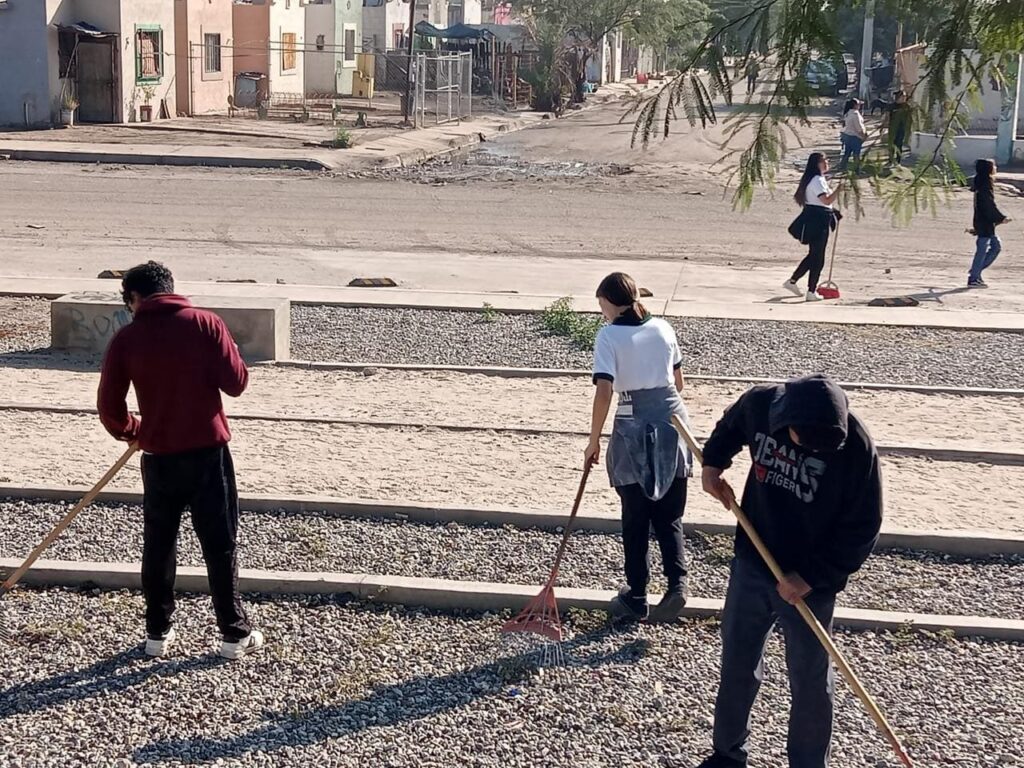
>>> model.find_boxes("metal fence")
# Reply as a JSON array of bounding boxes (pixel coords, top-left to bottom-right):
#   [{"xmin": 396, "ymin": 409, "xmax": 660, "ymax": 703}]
[{"xmin": 414, "ymin": 51, "xmax": 473, "ymax": 126}]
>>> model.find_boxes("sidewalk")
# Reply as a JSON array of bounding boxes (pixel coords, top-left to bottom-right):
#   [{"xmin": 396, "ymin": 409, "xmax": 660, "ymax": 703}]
[
  {"xmin": 0, "ymin": 111, "xmax": 549, "ymax": 172},
  {"xmin": 4, "ymin": 272, "xmax": 1024, "ymax": 331}
]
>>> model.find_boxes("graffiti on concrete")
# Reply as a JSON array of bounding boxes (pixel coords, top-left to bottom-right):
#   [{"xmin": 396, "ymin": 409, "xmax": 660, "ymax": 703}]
[{"xmin": 66, "ymin": 306, "xmax": 133, "ymax": 349}]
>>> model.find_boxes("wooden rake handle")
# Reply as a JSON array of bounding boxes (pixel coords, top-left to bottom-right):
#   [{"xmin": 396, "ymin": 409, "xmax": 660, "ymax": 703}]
[
  {"xmin": 547, "ymin": 461, "xmax": 593, "ymax": 582},
  {"xmin": 1, "ymin": 443, "xmax": 139, "ymax": 594},
  {"xmin": 670, "ymin": 416, "xmax": 914, "ymax": 768}
]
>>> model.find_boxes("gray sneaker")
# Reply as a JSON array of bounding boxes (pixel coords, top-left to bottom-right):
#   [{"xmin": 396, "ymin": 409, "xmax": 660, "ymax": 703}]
[
  {"xmin": 608, "ymin": 587, "xmax": 649, "ymax": 621},
  {"xmin": 648, "ymin": 590, "xmax": 688, "ymax": 624}
]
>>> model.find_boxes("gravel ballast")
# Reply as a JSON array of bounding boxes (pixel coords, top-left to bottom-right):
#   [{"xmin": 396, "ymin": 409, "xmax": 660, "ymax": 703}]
[
  {"xmin": 6, "ymin": 297, "xmax": 1024, "ymax": 388},
  {"xmin": 3, "ymin": 499, "xmax": 1022, "ymax": 620},
  {"xmin": 1, "ymin": 588, "xmax": 1020, "ymax": 767},
  {"xmin": 291, "ymin": 305, "xmax": 1024, "ymax": 388}
]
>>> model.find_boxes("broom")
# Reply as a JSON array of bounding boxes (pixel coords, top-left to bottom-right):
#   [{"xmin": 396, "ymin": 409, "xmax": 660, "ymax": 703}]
[
  {"xmin": 817, "ymin": 221, "xmax": 842, "ymax": 299},
  {"xmin": 670, "ymin": 415, "xmax": 914, "ymax": 768},
  {"xmin": 0, "ymin": 443, "xmax": 139, "ymax": 642}
]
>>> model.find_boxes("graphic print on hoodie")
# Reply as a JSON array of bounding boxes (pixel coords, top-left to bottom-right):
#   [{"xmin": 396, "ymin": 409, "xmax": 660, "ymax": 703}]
[{"xmin": 702, "ymin": 374, "xmax": 883, "ymax": 593}]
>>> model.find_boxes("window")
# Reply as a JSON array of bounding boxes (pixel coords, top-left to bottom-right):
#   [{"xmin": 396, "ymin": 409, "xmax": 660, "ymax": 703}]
[
  {"xmin": 343, "ymin": 24, "xmax": 356, "ymax": 65},
  {"xmin": 135, "ymin": 27, "xmax": 163, "ymax": 82},
  {"xmin": 392, "ymin": 24, "xmax": 405, "ymax": 51},
  {"xmin": 316, "ymin": 34, "xmax": 325, "ymax": 52},
  {"xmin": 204, "ymin": 33, "xmax": 222, "ymax": 74},
  {"xmin": 281, "ymin": 32, "xmax": 297, "ymax": 72}
]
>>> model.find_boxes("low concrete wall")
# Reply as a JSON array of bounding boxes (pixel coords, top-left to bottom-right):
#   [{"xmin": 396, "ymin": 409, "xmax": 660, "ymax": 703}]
[
  {"xmin": 50, "ymin": 292, "xmax": 290, "ymax": 361},
  {"xmin": 911, "ymin": 132, "xmax": 1024, "ymax": 167}
]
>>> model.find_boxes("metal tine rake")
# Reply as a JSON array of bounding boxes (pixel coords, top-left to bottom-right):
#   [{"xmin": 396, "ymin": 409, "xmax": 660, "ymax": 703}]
[
  {"xmin": 0, "ymin": 444, "xmax": 138, "ymax": 643},
  {"xmin": 501, "ymin": 461, "xmax": 593, "ymax": 661},
  {"xmin": 670, "ymin": 415, "xmax": 914, "ymax": 768}
]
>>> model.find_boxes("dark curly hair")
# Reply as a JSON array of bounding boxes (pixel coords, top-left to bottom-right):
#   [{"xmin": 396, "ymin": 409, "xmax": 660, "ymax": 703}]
[{"xmin": 121, "ymin": 261, "xmax": 174, "ymax": 306}]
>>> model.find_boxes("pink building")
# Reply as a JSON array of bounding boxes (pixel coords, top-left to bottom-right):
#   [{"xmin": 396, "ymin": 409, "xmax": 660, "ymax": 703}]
[{"xmin": 174, "ymin": 0, "xmax": 234, "ymax": 115}]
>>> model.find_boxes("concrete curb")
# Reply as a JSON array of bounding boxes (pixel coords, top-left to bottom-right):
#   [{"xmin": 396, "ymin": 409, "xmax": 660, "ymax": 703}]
[
  {"xmin": 1, "ymin": 401, "xmax": 1020, "ymax": 466},
  {"xmin": 0, "ymin": 146, "xmax": 332, "ymax": 172},
  {"xmin": 4, "ymin": 558, "xmax": 1023, "ymax": 640},
  {"xmin": 2, "ymin": 484, "xmax": 1021, "ymax": 557},
  {"xmin": 272, "ymin": 361, "xmax": 1024, "ymax": 397}
]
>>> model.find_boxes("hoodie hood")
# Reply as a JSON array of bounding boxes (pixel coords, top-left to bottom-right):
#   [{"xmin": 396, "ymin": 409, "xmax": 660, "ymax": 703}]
[
  {"xmin": 768, "ymin": 374, "xmax": 849, "ymax": 449},
  {"xmin": 133, "ymin": 294, "xmax": 193, "ymax": 316}
]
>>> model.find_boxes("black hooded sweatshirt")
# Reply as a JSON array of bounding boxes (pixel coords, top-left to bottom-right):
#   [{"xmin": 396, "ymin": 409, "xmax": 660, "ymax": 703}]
[{"xmin": 702, "ymin": 374, "xmax": 883, "ymax": 593}]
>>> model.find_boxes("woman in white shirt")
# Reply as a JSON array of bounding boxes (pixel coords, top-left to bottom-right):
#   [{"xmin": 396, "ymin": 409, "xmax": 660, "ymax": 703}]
[
  {"xmin": 839, "ymin": 98, "xmax": 867, "ymax": 171},
  {"xmin": 784, "ymin": 152, "xmax": 842, "ymax": 302},
  {"xmin": 585, "ymin": 272, "xmax": 692, "ymax": 623}
]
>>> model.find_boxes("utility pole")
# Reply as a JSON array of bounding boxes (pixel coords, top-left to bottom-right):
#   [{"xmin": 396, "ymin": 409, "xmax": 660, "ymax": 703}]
[
  {"xmin": 859, "ymin": 0, "xmax": 875, "ymax": 101},
  {"xmin": 403, "ymin": 0, "xmax": 417, "ymax": 123},
  {"xmin": 996, "ymin": 53, "xmax": 1022, "ymax": 165}
]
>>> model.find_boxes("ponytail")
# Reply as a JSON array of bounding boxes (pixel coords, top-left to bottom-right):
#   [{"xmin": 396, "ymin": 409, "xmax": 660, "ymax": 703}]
[{"xmin": 596, "ymin": 272, "xmax": 649, "ymax": 321}]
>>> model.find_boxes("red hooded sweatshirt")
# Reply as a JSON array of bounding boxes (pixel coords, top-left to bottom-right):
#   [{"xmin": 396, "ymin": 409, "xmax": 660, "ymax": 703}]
[{"xmin": 98, "ymin": 294, "xmax": 248, "ymax": 455}]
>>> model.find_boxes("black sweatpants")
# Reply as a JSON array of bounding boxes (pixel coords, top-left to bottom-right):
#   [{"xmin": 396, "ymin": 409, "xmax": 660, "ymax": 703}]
[
  {"xmin": 790, "ymin": 229, "xmax": 830, "ymax": 292},
  {"xmin": 615, "ymin": 476, "xmax": 688, "ymax": 596},
  {"xmin": 141, "ymin": 445, "xmax": 251, "ymax": 642}
]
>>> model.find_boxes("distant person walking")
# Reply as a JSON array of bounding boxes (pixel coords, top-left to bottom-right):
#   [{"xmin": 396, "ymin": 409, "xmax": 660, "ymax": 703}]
[
  {"xmin": 968, "ymin": 159, "xmax": 1010, "ymax": 288},
  {"xmin": 886, "ymin": 91, "xmax": 912, "ymax": 164},
  {"xmin": 784, "ymin": 153, "xmax": 842, "ymax": 302},
  {"xmin": 98, "ymin": 261, "xmax": 263, "ymax": 660},
  {"xmin": 745, "ymin": 59, "xmax": 761, "ymax": 95},
  {"xmin": 838, "ymin": 99, "xmax": 867, "ymax": 171}
]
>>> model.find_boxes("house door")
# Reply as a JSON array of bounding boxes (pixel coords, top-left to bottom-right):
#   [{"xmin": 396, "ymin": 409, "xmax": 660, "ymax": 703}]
[{"xmin": 77, "ymin": 39, "xmax": 117, "ymax": 122}]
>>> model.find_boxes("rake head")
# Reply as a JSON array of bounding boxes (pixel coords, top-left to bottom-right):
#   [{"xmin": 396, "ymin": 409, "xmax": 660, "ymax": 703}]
[{"xmin": 501, "ymin": 581, "xmax": 564, "ymax": 643}]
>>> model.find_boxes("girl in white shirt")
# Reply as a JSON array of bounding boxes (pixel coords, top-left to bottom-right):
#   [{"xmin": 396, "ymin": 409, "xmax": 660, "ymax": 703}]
[
  {"xmin": 839, "ymin": 99, "xmax": 867, "ymax": 170},
  {"xmin": 784, "ymin": 152, "xmax": 842, "ymax": 302},
  {"xmin": 585, "ymin": 272, "xmax": 692, "ymax": 623}
]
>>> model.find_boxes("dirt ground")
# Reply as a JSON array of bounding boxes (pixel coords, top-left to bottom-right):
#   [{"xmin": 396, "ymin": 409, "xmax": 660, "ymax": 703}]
[
  {"xmin": 1, "ymin": 98, "xmax": 1022, "ymax": 312},
  {"xmin": 2, "ymin": 365, "xmax": 1023, "ymax": 534},
  {"xmin": 2, "ymin": 364, "xmax": 1023, "ymax": 454}
]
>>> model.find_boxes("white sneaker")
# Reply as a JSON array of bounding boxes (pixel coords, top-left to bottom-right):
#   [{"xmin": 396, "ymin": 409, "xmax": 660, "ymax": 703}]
[
  {"xmin": 805, "ymin": 291, "xmax": 824, "ymax": 302},
  {"xmin": 145, "ymin": 627, "xmax": 176, "ymax": 658},
  {"xmin": 783, "ymin": 280, "xmax": 802, "ymax": 296},
  {"xmin": 219, "ymin": 629, "xmax": 265, "ymax": 660}
]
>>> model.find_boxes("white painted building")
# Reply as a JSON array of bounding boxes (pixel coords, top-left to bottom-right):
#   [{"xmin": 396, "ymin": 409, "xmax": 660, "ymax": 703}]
[
  {"xmin": 232, "ymin": 0, "xmax": 306, "ymax": 98},
  {"xmin": 0, "ymin": 0, "xmax": 179, "ymax": 126},
  {"xmin": 304, "ymin": 0, "xmax": 362, "ymax": 95},
  {"xmin": 362, "ymin": 0, "xmax": 410, "ymax": 52}
]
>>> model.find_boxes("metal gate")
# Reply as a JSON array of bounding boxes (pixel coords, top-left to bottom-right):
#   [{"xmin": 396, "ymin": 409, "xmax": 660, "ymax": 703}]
[
  {"xmin": 77, "ymin": 38, "xmax": 118, "ymax": 122},
  {"xmin": 414, "ymin": 51, "xmax": 472, "ymax": 127}
]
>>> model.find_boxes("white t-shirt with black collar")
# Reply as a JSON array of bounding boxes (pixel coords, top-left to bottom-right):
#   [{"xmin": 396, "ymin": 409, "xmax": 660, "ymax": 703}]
[{"xmin": 592, "ymin": 315, "xmax": 683, "ymax": 393}]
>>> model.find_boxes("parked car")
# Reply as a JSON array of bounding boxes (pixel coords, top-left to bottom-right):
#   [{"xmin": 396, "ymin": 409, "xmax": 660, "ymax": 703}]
[{"xmin": 805, "ymin": 59, "xmax": 839, "ymax": 95}]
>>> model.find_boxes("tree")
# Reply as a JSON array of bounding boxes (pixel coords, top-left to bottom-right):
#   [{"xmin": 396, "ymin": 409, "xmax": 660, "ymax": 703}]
[
  {"xmin": 627, "ymin": 0, "xmax": 713, "ymax": 69},
  {"xmin": 632, "ymin": 0, "xmax": 1024, "ymax": 221}
]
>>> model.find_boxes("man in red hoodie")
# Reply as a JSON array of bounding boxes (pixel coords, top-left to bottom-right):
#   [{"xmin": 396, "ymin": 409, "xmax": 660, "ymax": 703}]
[{"xmin": 98, "ymin": 261, "xmax": 263, "ymax": 660}]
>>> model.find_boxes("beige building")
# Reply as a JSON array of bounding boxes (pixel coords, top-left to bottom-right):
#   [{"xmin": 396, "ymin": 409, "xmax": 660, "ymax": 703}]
[
  {"xmin": 232, "ymin": 0, "xmax": 306, "ymax": 98},
  {"xmin": 174, "ymin": 0, "xmax": 234, "ymax": 116}
]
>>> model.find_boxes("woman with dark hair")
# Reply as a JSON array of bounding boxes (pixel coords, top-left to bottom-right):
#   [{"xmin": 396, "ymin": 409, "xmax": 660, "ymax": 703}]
[
  {"xmin": 585, "ymin": 272, "xmax": 693, "ymax": 623},
  {"xmin": 784, "ymin": 152, "xmax": 842, "ymax": 302},
  {"xmin": 838, "ymin": 98, "xmax": 867, "ymax": 170},
  {"xmin": 968, "ymin": 159, "xmax": 1010, "ymax": 288}
]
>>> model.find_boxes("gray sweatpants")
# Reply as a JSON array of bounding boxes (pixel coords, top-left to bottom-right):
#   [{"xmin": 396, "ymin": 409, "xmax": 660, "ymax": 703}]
[{"xmin": 712, "ymin": 557, "xmax": 837, "ymax": 768}]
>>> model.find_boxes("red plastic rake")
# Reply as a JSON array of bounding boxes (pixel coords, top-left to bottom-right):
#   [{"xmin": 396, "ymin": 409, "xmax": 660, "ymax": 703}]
[{"xmin": 501, "ymin": 462, "xmax": 593, "ymax": 642}]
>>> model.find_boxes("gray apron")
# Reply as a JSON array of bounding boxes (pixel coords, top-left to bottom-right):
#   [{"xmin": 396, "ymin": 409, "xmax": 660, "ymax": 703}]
[{"xmin": 606, "ymin": 386, "xmax": 693, "ymax": 500}]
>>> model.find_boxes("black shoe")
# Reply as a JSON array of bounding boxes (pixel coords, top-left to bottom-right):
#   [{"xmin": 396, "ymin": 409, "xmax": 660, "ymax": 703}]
[
  {"xmin": 695, "ymin": 753, "xmax": 745, "ymax": 768},
  {"xmin": 648, "ymin": 588, "xmax": 688, "ymax": 624},
  {"xmin": 608, "ymin": 586, "xmax": 649, "ymax": 621},
  {"xmin": 968, "ymin": 279, "xmax": 989, "ymax": 289}
]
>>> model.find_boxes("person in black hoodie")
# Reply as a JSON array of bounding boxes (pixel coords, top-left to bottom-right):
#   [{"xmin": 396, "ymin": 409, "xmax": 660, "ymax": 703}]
[
  {"xmin": 968, "ymin": 159, "xmax": 1010, "ymax": 288},
  {"xmin": 694, "ymin": 374, "xmax": 882, "ymax": 768}
]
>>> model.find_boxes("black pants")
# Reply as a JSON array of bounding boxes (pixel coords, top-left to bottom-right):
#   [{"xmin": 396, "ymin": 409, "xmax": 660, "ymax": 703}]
[
  {"xmin": 615, "ymin": 476, "xmax": 688, "ymax": 596},
  {"xmin": 712, "ymin": 558, "xmax": 836, "ymax": 767},
  {"xmin": 141, "ymin": 445, "xmax": 250, "ymax": 641},
  {"xmin": 790, "ymin": 229, "xmax": 830, "ymax": 292}
]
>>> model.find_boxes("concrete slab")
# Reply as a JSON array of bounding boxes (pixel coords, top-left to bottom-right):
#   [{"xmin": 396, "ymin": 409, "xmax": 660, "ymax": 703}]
[
  {"xmin": 50, "ymin": 292, "xmax": 290, "ymax": 361},
  {"xmin": 2, "ymin": 484, "xmax": 1022, "ymax": 556},
  {"xmin": 6, "ymin": 274, "xmax": 1024, "ymax": 333},
  {"xmin": 4, "ymin": 558, "xmax": 1022, "ymax": 639}
]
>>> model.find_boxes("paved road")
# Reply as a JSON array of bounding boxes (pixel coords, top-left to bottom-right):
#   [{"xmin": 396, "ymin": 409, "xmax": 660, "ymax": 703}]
[{"xmin": 1, "ymin": 100, "xmax": 1021, "ymax": 312}]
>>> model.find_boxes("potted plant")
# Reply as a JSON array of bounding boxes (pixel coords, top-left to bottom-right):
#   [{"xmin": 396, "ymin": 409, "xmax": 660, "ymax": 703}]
[
  {"xmin": 60, "ymin": 90, "xmax": 79, "ymax": 127},
  {"xmin": 138, "ymin": 85, "xmax": 156, "ymax": 122}
]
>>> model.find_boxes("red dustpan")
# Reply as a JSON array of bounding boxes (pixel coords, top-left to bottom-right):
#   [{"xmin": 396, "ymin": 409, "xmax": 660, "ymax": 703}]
[{"xmin": 817, "ymin": 223, "xmax": 841, "ymax": 299}]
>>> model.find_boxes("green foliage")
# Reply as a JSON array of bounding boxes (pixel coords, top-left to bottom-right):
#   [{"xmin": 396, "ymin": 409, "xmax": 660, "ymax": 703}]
[
  {"xmin": 540, "ymin": 297, "xmax": 604, "ymax": 350},
  {"xmin": 332, "ymin": 127, "xmax": 353, "ymax": 149},
  {"xmin": 480, "ymin": 302, "xmax": 499, "ymax": 323},
  {"xmin": 632, "ymin": 0, "xmax": 1024, "ymax": 222},
  {"xmin": 519, "ymin": 16, "xmax": 574, "ymax": 113}
]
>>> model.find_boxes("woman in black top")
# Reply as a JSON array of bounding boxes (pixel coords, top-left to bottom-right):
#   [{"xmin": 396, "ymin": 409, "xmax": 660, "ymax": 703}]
[{"xmin": 968, "ymin": 159, "xmax": 1009, "ymax": 288}]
